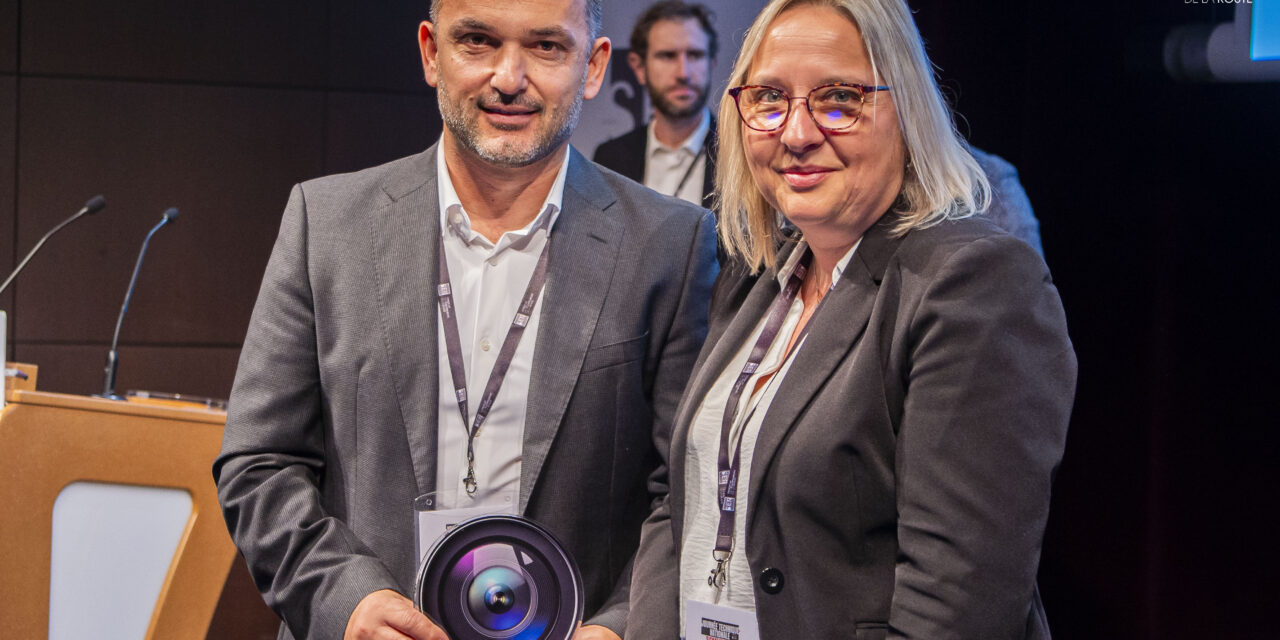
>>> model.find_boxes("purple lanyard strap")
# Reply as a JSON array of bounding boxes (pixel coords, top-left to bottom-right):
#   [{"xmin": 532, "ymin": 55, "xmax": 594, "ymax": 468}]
[
  {"xmin": 708, "ymin": 248, "xmax": 822, "ymax": 589},
  {"xmin": 437, "ymin": 213, "xmax": 553, "ymax": 495}
]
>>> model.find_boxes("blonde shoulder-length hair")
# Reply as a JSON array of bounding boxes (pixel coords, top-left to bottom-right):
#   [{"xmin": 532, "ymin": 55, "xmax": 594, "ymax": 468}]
[{"xmin": 715, "ymin": 0, "xmax": 991, "ymax": 271}]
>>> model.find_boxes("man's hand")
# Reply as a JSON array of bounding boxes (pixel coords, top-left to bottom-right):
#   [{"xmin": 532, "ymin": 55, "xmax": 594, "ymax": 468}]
[
  {"xmin": 574, "ymin": 624, "xmax": 622, "ymax": 640},
  {"xmin": 344, "ymin": 589, "xmax": 448, "ymax": 640}
]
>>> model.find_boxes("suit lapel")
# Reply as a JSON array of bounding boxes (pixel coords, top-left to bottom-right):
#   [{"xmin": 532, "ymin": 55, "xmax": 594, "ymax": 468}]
[
  {"xmin": 371, "ymin": 146, "xmax": 441, "ymax": 496},
  {"xmin": 520, "ymin": 149, "xmax": 623, "ymax": 512},
  {"xmin": 668, "ymin": 242, "xmax": 797, "ymax": 535},
  {"xmin": 746, "ymin": 219, "xmax": 902, "ymax": 517}
]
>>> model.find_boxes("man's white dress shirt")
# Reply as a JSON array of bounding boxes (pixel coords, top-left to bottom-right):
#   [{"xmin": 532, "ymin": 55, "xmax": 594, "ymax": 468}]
[{"xmin": 434, "ymin": 144, "xmax": 570, "ymax": 508}]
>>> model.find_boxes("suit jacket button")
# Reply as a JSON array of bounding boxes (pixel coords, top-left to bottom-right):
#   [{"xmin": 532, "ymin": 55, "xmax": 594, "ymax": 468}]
[{"xmin": 759, "ymin": 567, "xmax": 784, "ymax": 594}]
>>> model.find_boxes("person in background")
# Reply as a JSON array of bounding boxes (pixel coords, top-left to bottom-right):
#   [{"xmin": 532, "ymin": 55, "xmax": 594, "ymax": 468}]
[
  {"xmin": 973, "ymin": 147, "xmax": 1043, "ymax": 256},
  {"xmin": 214, "ymin": 0, "xmax": 717, "ymax": 638},
  {"xmin": 626, "ymin": 0, "xmax": 1076, "ymax": 637},
  {"xmin": 594, "ymin": 1, "xmax": 719, "ymax": 209}
]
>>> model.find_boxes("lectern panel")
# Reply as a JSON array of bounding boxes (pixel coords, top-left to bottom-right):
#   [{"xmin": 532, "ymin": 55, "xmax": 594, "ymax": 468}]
[
  {"xmin": 0, "ymin": 390, "xmax": 233, "ymax": 639},
  {"xmin": 49, "ymin": 482, "xmax": 193, "ymax": 640}
]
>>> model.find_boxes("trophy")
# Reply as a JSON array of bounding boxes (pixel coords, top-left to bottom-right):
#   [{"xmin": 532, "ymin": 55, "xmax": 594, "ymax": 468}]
[{"xmin": 414, "ymin": 515, "xmax": 583, "ymax": 640}]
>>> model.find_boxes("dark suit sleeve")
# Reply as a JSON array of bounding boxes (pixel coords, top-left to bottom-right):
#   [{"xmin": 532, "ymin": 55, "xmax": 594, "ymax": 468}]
[
  {"xmin": 591, "ymin": 209, "xmax": 717, "ymax": 636},
  {"xmin": 889, "ymin": 235, "xmax": 1075, "ymax": 638},
  {"xmin": 645, "ymin": 209, "xmax": 719, "ymax": 492},
  {"xmin": 625, "ymin": 217, "xmax": 736, "ymax": 640},
  {"xmin": 213, "ymin": 185, "xmax": 400, "ymax": 639},
  {"xmin": 626, "ymin": 485, "xmax": 680, "ymax": 638}
]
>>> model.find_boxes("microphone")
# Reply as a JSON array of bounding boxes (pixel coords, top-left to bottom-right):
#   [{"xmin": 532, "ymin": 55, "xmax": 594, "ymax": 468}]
[
  {"xmin": 0, "ymin": 195, "xmax": 107, "ymax": 295},
  {"xmin": 99, "ymin": 207, "xmax": 179, "ymax": 400}
]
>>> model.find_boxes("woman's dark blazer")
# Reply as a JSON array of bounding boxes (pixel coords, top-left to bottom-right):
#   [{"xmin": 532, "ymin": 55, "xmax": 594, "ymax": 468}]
[{"xmin": 626, "ymin": 214, "xmax": 1077, "ymax": 640}]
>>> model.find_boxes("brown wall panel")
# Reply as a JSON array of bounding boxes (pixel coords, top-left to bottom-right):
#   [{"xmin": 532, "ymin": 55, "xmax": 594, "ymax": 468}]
[
  {"xmin": 207, "ymin": 557, "xmax": 280, "ymax": 640},
  {"xmin": 1, "ymin": 76, "xmax": 14, "ymax": 355},
  {"xmin": 21, "ymin": 1, "xmax": 326, "ymax": 86},
  {"xmin": 12, "ymin": 343, "xmax": 240, "ymax": 399},
  {"xmin": 0, "ymin": 2, "xmax": 15, "ymax": 73},
  {"xmin": 328, "ymin": 2, "xmax": 432, "ymax": 93},
  {"xmin": 14, "ymin": 78, "xmax": 325, "ymax": 346},
  {"xmin": 324, "ymin": 91, "xmax": 441, "ymax": 175}
]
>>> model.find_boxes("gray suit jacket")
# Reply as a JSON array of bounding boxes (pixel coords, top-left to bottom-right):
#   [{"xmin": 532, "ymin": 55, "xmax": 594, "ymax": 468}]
[
  {"xmin": 215, "ymin": 145, "xmax": 718, "ymax": 638},
  {"xmin": 627, "ymin": 216, "xmax": 1075, "ymax": 639}
]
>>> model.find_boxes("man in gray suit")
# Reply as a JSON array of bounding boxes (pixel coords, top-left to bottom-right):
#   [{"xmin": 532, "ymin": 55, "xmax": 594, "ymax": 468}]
[{"xmin": 213, "ymin": 0, "xmax": 716, "ymax": 638}]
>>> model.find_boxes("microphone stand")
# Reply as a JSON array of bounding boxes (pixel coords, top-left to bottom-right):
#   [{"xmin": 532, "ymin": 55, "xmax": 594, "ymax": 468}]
[
  {"xmin": 100, "ymin": 208, "xmax": 178, "ymax": 400},
  {"xmin": 0, "ymin": 195, "xmax": 106, "ymax": 296}
]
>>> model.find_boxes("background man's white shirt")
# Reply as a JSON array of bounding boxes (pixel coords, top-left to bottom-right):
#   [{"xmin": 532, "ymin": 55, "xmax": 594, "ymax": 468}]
[{"xmin": 642, "ymin": 109, "xmax": 711, "ymax": 204}]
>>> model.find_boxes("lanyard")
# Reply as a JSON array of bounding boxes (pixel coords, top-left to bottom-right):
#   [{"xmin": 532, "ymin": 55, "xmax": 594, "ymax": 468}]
[
  {"xmin": 707, "ymin": 248, "xmax": 829, "ymax": 590},
  {"xmin": 436, "ymin": 213, "xmax": 552, "ymax": 495},
  {"xmin": 672, "ymin": 143, "xmax": 707, "ymax": 199}
]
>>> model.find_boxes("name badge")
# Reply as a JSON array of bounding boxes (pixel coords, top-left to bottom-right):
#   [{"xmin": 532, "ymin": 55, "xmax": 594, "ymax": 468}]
[
  {"xmin": 413, "ymin": 489, "xmax": 516, "ymax": 567},
  {"xmin": 684, "ymin": 598, "xmax": 760, "ymax": 640}
]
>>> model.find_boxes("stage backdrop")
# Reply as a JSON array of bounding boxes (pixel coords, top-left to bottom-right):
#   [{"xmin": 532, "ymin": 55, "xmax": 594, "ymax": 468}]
[
  {"xmin": 3, "ymin": 1, "xmax": 1277, "ymax": 639},
  {"xmin": 0, "ymin": 0, "xmax": 761, "ymax": 401}
]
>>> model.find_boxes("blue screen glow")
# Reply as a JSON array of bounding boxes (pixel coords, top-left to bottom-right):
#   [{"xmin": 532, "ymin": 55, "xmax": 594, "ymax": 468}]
[{"xmin": 1253, "ymin": 0, "xmax": 1280, "ymax": 60}]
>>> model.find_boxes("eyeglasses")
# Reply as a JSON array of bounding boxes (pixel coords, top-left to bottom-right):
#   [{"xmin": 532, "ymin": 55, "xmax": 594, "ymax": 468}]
[{"xmin": 727, "ymin": 82, "xmax": 891, "ymax": 132}]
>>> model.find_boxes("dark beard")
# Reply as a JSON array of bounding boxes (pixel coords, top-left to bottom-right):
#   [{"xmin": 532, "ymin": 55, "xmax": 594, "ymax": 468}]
[{"xmin": 648, "ymin": 81, "xmax": 709, "ymax": 120}]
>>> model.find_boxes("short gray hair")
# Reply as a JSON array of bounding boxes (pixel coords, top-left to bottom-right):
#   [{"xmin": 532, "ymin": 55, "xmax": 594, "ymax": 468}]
[
  {"xmin": 430, "ymin": 0, "xmax": 603, "ymax": 41},
  {"xmin": 715, "ymin": 0, "xmax": 991, "ymax": 271}
]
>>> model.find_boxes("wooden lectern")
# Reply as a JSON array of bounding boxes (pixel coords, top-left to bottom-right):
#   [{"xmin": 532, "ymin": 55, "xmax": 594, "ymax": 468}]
[{"xmin": 0, "ymin": 363, "xmax": 236, "ymax": 639}]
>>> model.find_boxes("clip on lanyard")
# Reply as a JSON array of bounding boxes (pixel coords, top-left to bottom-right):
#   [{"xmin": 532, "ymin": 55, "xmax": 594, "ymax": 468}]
[
  {"xmin": 708, "ymin": 248, "xmax": 825, "ymax": 589},
  {"xmin": 437, "ymin": 214, "xmax": 552, "ymax": 495}
]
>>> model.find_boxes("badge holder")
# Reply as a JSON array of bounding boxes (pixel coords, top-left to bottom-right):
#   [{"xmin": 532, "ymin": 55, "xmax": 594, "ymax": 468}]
[
  {"xmin": 684, "ymin": 599, "xmax": 761, "ymax": 640},
  {"xmin": 414, "ymin": 489, "xmax": 517, "ymax": 569}
]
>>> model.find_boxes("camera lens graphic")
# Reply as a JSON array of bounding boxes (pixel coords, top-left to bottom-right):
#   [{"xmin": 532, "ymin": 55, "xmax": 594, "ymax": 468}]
[
  {"xmin": 415, "ymin": 515, "xmax": 583, "ymax": 640},
  {"xmin": 466, "ymin": 564, "xmax": 531, "ymax": 630},
  {"xmin": 482, "ymin": 581, "xmax": 514, "ymax": 613}
]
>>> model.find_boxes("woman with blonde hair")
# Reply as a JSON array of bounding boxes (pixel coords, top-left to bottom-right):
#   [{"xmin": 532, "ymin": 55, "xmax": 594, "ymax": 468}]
[{"xmin": 626, "ymin": 0, "xmax": 1076, "ymax": 638}]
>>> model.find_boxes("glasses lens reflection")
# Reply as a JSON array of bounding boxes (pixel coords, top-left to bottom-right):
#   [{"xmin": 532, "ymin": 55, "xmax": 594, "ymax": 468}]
[
  {"xmin": 810, "ymin": 85, "xmax": 863, "ymax": 129},
  {"xmin": 735, "ymin": 84, "xmax": 866, "ymax": 132}
]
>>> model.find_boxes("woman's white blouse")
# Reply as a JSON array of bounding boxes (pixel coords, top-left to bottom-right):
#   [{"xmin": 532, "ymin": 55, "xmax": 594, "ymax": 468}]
[{"xmin": 678, "ymin": 240, "xmax": 858, "ymax": 626}]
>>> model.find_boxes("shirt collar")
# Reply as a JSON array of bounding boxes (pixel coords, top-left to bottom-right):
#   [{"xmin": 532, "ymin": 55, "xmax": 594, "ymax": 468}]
[
  {"xmin": 436, "ymin": 142, "xmax": 570, "ymax": 248},
  {"xmin": 645, "ymin": 108, "xmax": 712, "ymax": 159},
  {"xmin": 775, "ymin": 238, "xmax": 863, "ymax": 288}
]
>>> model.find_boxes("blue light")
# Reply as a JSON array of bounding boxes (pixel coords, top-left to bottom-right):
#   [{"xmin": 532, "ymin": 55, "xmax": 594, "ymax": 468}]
[{"xmin": 1253, "ymin": 0, "xmax": 1280, "ymax": 61}]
